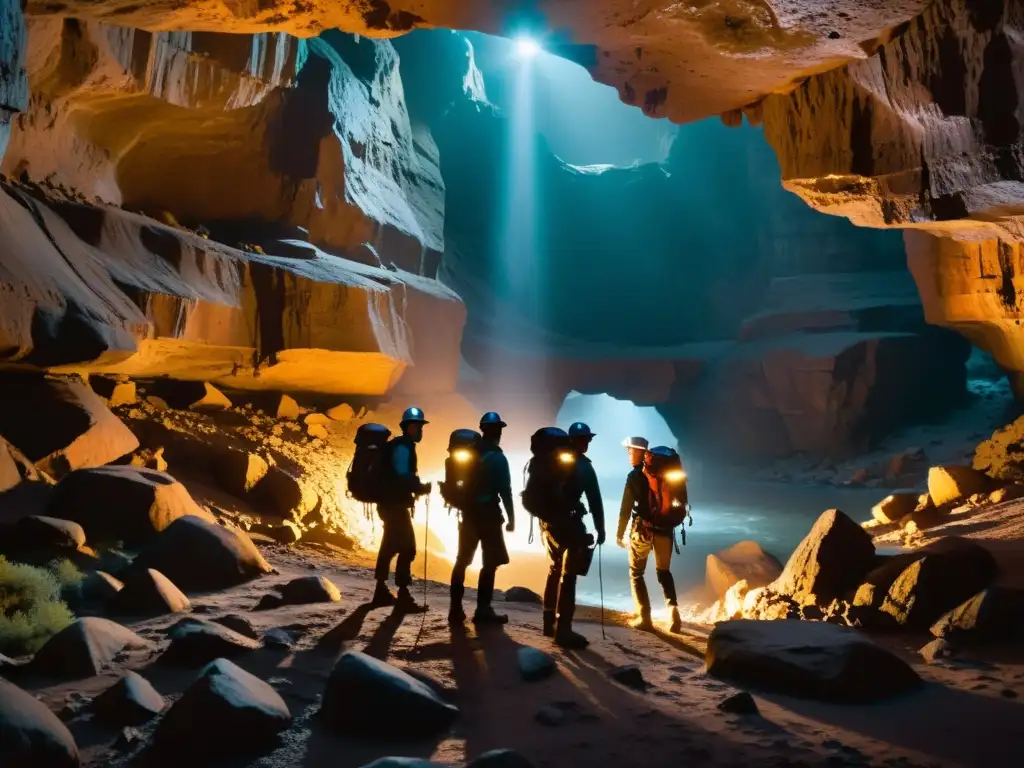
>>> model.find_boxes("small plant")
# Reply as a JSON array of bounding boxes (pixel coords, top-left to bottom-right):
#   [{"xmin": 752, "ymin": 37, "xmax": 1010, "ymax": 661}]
[{"xmin": 0, "ymin": 555, "xmax": 75, "ymax": 657}]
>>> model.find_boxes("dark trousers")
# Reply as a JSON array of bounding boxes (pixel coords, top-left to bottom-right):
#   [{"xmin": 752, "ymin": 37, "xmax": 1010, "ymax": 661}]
[
  {"xmin": 541, "ymin": 518, "xmax": 588, "ymax": 628},
  {"xmin": 450, "ymin": 505, "xmax": 510, "ymax": 609},
  {"xmin": 628, "ymin": 524, "xmax": 678, "ymax": 616},
  {"xmin": 375, "ymin": 504, "xmax": 416, "ymax": 588}
]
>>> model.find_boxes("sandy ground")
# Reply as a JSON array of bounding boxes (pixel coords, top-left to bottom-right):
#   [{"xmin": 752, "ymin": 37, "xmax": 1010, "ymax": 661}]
[{"xmin": 12, "ymin": 542, "xmax": 1024, "ymax": 768}]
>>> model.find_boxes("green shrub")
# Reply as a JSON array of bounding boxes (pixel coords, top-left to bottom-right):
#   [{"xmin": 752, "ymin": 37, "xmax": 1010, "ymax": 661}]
[{"xmin": 0, "ymin": 555, "xmax": 75, "ymax": 657}]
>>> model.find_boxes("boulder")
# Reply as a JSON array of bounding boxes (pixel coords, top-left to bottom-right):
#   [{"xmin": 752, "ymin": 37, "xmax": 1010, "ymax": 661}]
[
  {"xmin": 110, "ymin": 569, "xmax": 191, "ymax": 617},
  {"xmin": 307, "ymin": 423, "xmax": 330, "ymax": 440},
  {"xmin": 89, "ymin": 377, "xmax": 137, "ymax": 408},
  {"xmin": 607, "ymin": 664, "xmax": 646, "ymax": 690},
  {"xmin": 930, "ymin": 587, "xmax": 1024, "ymax": 643},
  {"xmin": 989, "ymin": 485, "xmax": 1024, "ymax": 505},
  {"xmin": 0, "ymin": 434, "xmax": 33, "ymax": 492},
  {"xmin": 718, "ymin": 691, "xmax": 759, "ymax": 715},
  {"xmin": 276, "ymin": 575, "xmax": 341, "ymax": 606},
  {"xmin": 160, "ymin": 618, "xmax": 260, "ymax": 667},
  {"xmin": 705, "ymin": 541, "xmax": 783, "ymax": 600},
  {"xmin": 154, "ymin": 658, "xmax": 291, "ymax": 757},
  {"xmin": 880, "ymin": 538, "xmax": 1000, "ymax": 630},
  {"xmin": 143, "ymin": 380, "xmax": 231, "ymax": 411},
  {"xmin": 214, "ymin": 449, "xmax": 269, "ymax": 497},
  {"xmin": 927, "ymin": 465, "xmax": 992, "ymax": 507},
  {"xmin": 0, "ymin": 678, "xmax": 80, "ymax": 768},
  {"xmin": 503, "ymin": 586, "xmax": 542, "ymax": 604},
  {"xmin": 871, "ymin": 492, "xmax": 918, "ymax": 525},
  {"xmin": 132, "ymin": 516, "xmax": 273, "ymax": 592},
  {"xmin": 93, "ymin": 671, "xmax": 166, "ymax": 726},
  {"xmin": 72, "ymin": 571, "xmax": 124, "ymax": 611},
  {"xmin": 320, "ymin": 651, "xmax": 458, "ymax": 739},
  {"xmin": 47, "ymin": 466, "xmax": 213, "ymax": 546},
  {"xmin": 12, "ymin": 516, "xmax": 87, "ymax": 551},
  {"xmin": 517, "ymin": 647, "xmax": 556, "ymax": 682},
  {"xmin": 465, "ymin": 750, "xmax": 536, "ymax": 768},
  {"xmin": 706, "ymin": 619, "xmax": 922, "ymax": 703},
  {"xmin": 213, "ymin": 614, "xmax": 260, "ymax": 640},
  {"xmin": 0, "ymin": 374, "xmax": 138, "ymax": 479},
  {"xmin": 327, "ymin": 403, "xmax": 355, "ymax": 421},
  {"xmin": 32, "ymin": 618, "xmax": 149, "ymax": 680},
  {"xmin": 771, "ymin": 509, "xmax": 876, "ymax": 605},
  {"xmin": 919, "ymin": 638, "xmax": 952, "ymax": 664},
  {"xmin": 249, "ymin": 466, "xmax": 319, "ymax": 522},
  {"xmin": 276, "ymin": 395, "xmax": 300, "ymax": 420}
]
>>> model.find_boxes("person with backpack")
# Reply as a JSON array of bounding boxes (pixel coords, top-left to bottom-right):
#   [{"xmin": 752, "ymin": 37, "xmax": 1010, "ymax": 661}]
[
  {"xmin": 619, "ymin": 444, "xmax": 688, "ymax": 633},
  {"xmin": 371, "ymin": 406, "xmax": 431, "ymax": 612},
  {"xmin": 447, "ymin": 411, "xmax": 515, "ymax": 626},
  {"xmin": 537, "ymin": 421, "xmax": 605, "ymax": 649}
]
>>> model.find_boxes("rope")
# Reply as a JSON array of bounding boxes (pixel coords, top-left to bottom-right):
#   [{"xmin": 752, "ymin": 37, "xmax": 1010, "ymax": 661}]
[
  {"xmin": 412, "ymin": 494, "xmax": 430, "ymax": 651},
  {"xmin": 598, "ymin": 543, "xmax": 606, "ymax": 640}
]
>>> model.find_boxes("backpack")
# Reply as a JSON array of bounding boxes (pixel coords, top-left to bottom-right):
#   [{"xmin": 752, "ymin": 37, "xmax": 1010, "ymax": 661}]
[
  {"xmin": 346, "ymin": 423, "xmax": 393, "ymax": 504},
  {"xmin": 521, "ymin": 427, "xmax": 577, "ymax": 524},
  {"xmin": 439, "ymin": 429, "xmax": 483, "ymax": 512},
  {"xmin": 644, "ymin": 446, "xmax": 689, "ymax": 529}
]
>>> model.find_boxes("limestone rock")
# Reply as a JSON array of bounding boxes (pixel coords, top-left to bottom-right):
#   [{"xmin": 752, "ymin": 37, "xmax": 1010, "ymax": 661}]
[
  {"xmin": 607, "ymin": 664, "xmax": 646, "ymax": 690},
  {"xmin": 93, "ymin": 671, "xmax": 166, "ymax": 726},
  {"xmin": 133, "ymin": 516, "xmax": 273, "ymax": 592},
  {"xmin": 772, "ymin": 509, "xmax": 876, "ymax": 605},
  {"xmin": 276, "ymin": 395, "xmax": 301, "ymax": 420},
  {"xmin": 705, "ymin": 541, "xmax": 782, "ymax": 600},
  {"xmin": 47, "ymin": 466, "xmax": 213, "ymax": 545},
  {"xmin": 706, "ymin": 619, "xmax": 922, "ymax": 703},
  {"xmin": 880, "ymin": 538, "xmax": 999, "ymax": 629},
  {"xmin": 718, "ymin": 691, "xmax": 758, "ymax": 715},
  {"xmin": 32, "ymin": 618, "xmax": 149, "ymax": 680},
  {"xmin": 276, "ymin": 575, "xmax": 341, "ymax": 606},
  {"xmin": 192, "ymin": 383, "xmax": 232, "ymax": 411},
  {"xmin": 13, "ymin": 515, "xmax": 87, "ymax": 551},
  {"xmin": 307, "ymin": 423, "xmax": 329, "ymax": 440},
  {"xmin": 930, "ymin": 587, "xmax": 1024, "ymax": 643},
  {"xmin": 143, "ymin": 380, "xmax": 230, "ymax": 411},
  {"xmin": 327, "ymin": 403, "xmax": 355, "ymax": 421},
  {"xmin": 465, "ymin": 750, "xmax": 536, "ymax": 768},
  {"xmin": 517, "ymin": 647, "xmax": 556, "ymax": 682},
  {"xmin": 0, "ymin": 434, "xmax": 34, "ymax": 492},
  {"xmin": 250, "ymin": 466, "xmax": 319, "ymax": 521},
  {"xmin": 320, "ymin": 651, "xmax": 458, "ymax": 739},
  {"xmin": 160, "ymin": 618, "xmax": 259, "ymax": 667},
  {"xmin": 871, "ymin": 492, "xmax": 918, "ymax": 525},
  {"xmin": 503, "ymin": 586, "xmax": 542, "ymax": 604},
  {"xmin": 974, "ymin": 414, "xmax": 1024, "ymax": 482},
  {"xmin": 90, "ymin": 378, "xmax": 137, "ymax": 408},
  {"xmin": 0, "ymin": 678, "xmax": 80, "ymax": 768},
  {"xmin": 215, "ymin": 449, "xmax": 269, "ymax": 497},
  {"xmin": 212, "ymin": 614, "xmax": 260, "ymax": 640},
  {"xmin": 110, "ymin": 569, "xmax": 191, "ymax": 617},
  {"xmin": 304, "ymin": 413, "xmax": 331, "ymax": 427},
  {"xmin": 76, "ymin": 571, "xmax": 124, "ymax": 608},
  {"xmin": 919, "ymin": 638, "xmax": 952, "ymax": 665},
  {"xmin": 927, "ymin": 465, "xmax": 991, "ymax": 507},
  {"xmin": 989, "ymin": 485, "xmax": 1024, "ymax": 505},
  {"xmin": 154, "ymin": 658, "xmax": 291, "ymax": 757},
  {"xmin": 0, "ymin": 374, "xmax": 138, "ymax": 479}
]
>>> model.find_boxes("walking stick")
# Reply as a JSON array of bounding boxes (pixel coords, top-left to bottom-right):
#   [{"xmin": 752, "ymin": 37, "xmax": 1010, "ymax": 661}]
[
  {"xmin": 599, "ymin": 543, "xmax": 606, "ymax": 640},
  {"xmin": 412, "ymin": 494, "xmax": 430, "ymax": 651}
]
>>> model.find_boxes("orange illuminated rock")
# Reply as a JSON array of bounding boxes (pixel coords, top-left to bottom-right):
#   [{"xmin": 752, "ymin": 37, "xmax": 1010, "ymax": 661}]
[
  {"xmin": 705, "ymin": 542, "xmax": 782, "ymax": 601},
  {"xmin": 927, "ymin": 465, "xmax": 992, "ymax": 507}
]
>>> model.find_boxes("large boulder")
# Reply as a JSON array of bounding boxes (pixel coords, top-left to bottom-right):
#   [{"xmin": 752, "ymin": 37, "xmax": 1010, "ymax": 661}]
[
  {"xmin": 871, "ymin": 492, "xmax": 919, "ymax": 525},
  {"xmin": 927, "ymin": 465, "xmax": 992, "ymax": 507},
  {"xmin": 46, "ymin": 466, "xmax": 213, "ymax": 546},
  {"xmin": 160, "ymin": 618, "xmax": 259, "ymax": 667},
  {"xmin": 92, "ymin": 671, "xmax": 166, "ymax": 726},
  {"xmin": 109, "ymin": 569, "xmax": 191, "ymax": 617},
  {"xmin": 249, "ymin": 466, "xmax": 319, "ymax": 522},
  {"xmin": 153, "ymin": 658, "xmax": 291, "ymax": 757},
  {"xmin": 930, "ymin": 588, "xmax": 1024, "ymax": 643},
  {"xmin": 705, "ymin": 541, "xmax": 783, "ymax": 600},
  {"xmin": 706, "ymin": 619, "xmax": 922, "ymax": 703},
  {"xmin": 132, "ymin": 516, "xmax": 272, "ymax": 592},
  {"xmin": 771, "ymin": 509, "xmax": 876, "ymax": 605},
  {"xmin": 32, "ymin": 618, "xmax": 149, "ymax": 680},
  {"xmin": 880, "ymin": 538, "xmax": 1000, "ymax": 630},
  {"xmin": 0, "ymin": 375, "xmax": 137, "ymax": 479},
  {"xmin": 274, "ymin": 575, "xmax": 341, "ymax": 607},
  {"xmin": 11, "ymin": 516, "xmax": 87, "ymax": 552},
  {"xmin": 320, "ymin": 651, "xmax": 458, "ymax": 739},
  {"xmin": 0, "ymin": 678, "xmax": 80, "ymax": 768},
  {"xmin": 0, "ymin": 434, "xmax": 34, "ymax": 492}
]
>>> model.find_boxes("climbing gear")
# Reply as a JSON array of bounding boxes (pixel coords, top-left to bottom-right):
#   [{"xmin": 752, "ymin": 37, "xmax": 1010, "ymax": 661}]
[
  {"xmin": 439, "ymin": 429, "xmax": 483, "ymax": 512},
  {"xmin": 567, "ymin": 422, "xmax": 596, "ymax": 438},
  {"xmin": 400, "ymin": 406, "xmax": 429, "ymax": 425},
  {"xmin": 347, "ymin": 423, "xmax": 392, "ymax": 505},
  {"xmin": 479, "ymin": 411, "xmax": 507, "ymax": 428},
  {"xmin": 521, "ymin": 427, "xmax": 577, "ymax": 528}
]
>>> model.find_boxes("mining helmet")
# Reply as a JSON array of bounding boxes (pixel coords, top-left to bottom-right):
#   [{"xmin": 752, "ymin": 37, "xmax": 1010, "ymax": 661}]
[
  {"xmin": 622, "ymin": 436, "xmax": 649, "ymax": 450},
  {"xmin": 568, "ymin": 422, "xmax": 596, "ymax": 438},
  {"xmin": 479, "ymin": 411, "xmax": 507, "ymax": 428},
  {"xmin": 400, "ymin": 406, "xmax": 429, "ymax": 425}
]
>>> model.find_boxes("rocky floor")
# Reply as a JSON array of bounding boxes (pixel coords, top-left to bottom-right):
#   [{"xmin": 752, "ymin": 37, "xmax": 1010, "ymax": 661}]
[{"xmin": 4, "ymin": 542, "xmax": 1021, "ymax": 768}]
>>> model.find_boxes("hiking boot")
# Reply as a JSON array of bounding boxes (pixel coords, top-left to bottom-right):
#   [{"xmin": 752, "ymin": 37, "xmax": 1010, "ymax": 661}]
[
  {"xmin": 629, "ymin": 613, "xmax": 655, "ymax": 631},
  {"xmin": 554, "ymin": 628, "xmax": 589, "ymax": 650},
  {"xmin": 370, "ymin": 582, "xmax": 397, "ymax": 608},
  {"xmin": 448, "ymin": 604, "xmax": 466, "ymax": 625},
  {"xmin": 669, "ymin": 607, "xmax": 682, "ymax": 634},
  {"xmin": 473, "ymin": 607, "xmax": 509, "ymax": 625},
  {"xmin": 396, "ymin": 587, "xmax": 428, "ymax": 614},
  {"xmin": 542, "ymin": 611, "xmax": 556, "ymax": 638}
]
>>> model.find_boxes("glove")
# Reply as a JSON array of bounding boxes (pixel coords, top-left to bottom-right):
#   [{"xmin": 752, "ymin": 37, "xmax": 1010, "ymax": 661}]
[
  {"xmin": 596, "ymin": 530, "xmax": 606, "ymax": 546},
  {"xmin": 418, "ymin": 481, "xmax": 432, "ymax": 495},
  {"xmin": 616, "ymin": 537, "xmax": 626, "ymax": 549},
  {"xmin": 506, "ymin": 521, "xmax": 515, "ymax": 533}
]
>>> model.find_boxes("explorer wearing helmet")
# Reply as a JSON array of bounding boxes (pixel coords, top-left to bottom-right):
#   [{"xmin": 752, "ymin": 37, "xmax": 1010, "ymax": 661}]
[
  {"xmin": 539, "ymin": 421, "xmax": 605, "ymax": 649},
  {"xmin": 372, "ymin": 406, "xmax": 431, "ymax": 612},
  {"xmin": 449, "ymin": 411, "xmax": 515, "ymax": 626}
]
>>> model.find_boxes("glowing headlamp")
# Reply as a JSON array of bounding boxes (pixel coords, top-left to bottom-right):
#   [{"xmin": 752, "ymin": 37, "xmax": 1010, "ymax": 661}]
[
  {"xmin": 664, "ymin": 469, "xmax": 686, "ymax": 483},
  {"xmin": 558, "ymin": 451, "xmax": 575, "ymax": 465},
  {"xmin": 452, "ymin": 449, "xmax": 473, "ymax": 463}
]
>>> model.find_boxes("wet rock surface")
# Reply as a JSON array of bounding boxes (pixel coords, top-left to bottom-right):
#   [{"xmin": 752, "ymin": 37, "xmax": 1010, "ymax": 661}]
[{"xmin": 0, "ymin": 678, "xmax": 80, "ymax": 768}]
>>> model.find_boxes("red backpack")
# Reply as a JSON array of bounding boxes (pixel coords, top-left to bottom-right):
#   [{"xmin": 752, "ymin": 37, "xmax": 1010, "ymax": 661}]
[{"xmin": 643, "ymin": 446, "xmax": 689, "ymax": 529}]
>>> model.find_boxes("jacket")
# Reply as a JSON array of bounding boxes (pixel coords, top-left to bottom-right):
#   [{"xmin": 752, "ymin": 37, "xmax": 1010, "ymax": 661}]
[
  {"xmin": 386, "ymin": 435, "xmax": 422, "ymax": 507},
  {"xmin": 617, "ymin": 465, "xmax": 650, "ymax": 540},
  {"xmin": 475, "ymin": 440, "xmax": 515, "ymax": 522},
  {"xmin": 569, "ymin": 454, "xmax": 605, "ymax": 539}
]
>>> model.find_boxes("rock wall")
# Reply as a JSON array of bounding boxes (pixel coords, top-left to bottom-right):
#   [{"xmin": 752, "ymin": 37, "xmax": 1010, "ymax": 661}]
[{"xmin": 0, "ymin": 0, "xmax": 28, "ymax": 164}]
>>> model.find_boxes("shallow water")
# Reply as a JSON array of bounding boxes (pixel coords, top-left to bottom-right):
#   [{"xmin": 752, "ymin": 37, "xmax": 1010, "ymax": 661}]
[{"xmin": 491, "ymin": 474, "xmax": 884, "ymax": 613}]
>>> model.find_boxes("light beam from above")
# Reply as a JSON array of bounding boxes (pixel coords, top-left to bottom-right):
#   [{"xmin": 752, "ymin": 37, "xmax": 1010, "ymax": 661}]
[{"xmin": 514, "ymin": 36, "xmax": 541, "ymax": 60}]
